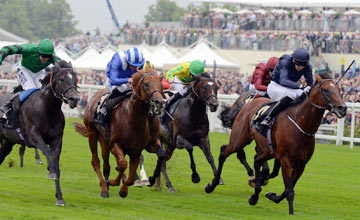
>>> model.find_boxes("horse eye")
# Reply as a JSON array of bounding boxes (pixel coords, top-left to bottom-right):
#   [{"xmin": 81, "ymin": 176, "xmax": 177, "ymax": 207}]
[{"xmin": 144, "ymin": 83, "xmax": 149, "ymax": 88}]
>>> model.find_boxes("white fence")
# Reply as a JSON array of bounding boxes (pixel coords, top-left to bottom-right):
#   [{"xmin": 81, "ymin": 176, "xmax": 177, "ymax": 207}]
[{"xmin": 1, "ymin": 80, "xmax": 359, "ymax": 149}]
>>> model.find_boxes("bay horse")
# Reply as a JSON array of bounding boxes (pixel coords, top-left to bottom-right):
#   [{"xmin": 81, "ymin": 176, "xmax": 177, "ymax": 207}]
[
  {"xmin": 158, "ymin": 72, "xmax": 220, "ymax": 192},
  {"xmin": 73, "ymin": 69, "xmax": 165, "ymax": 198},
  {"xmin": 205, "ymin": 73, "xmax": 347, "ymax": 214},
  {"xmin": 0, "ymin": 60, "xmax": 80, "ymax": 206}
]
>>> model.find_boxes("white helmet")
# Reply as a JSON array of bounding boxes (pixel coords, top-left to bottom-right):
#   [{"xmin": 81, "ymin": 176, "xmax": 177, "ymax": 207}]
[{"xmin": 125, "ymin": 47, "xmax": 145, "ymax": 67}]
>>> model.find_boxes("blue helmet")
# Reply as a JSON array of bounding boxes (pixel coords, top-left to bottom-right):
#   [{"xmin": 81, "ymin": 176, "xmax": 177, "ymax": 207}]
[
  {"xmin": 126, "ymin": 47, "xmax": 145, "ymax": 67},
  {"xmin": 292, "ymin": 48, "xmax": 309, "ymax": 66}
]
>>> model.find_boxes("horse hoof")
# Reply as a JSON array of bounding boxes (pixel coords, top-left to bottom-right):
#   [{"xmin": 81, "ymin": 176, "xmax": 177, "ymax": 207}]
[
  {"xmin": 262, "ymin": 179, "xmax": 269, "ymax": 186},
  {"xmin": 47, "ymin": 173, "xmax": 57, "ymax": 180},
  {"xmin": 148, "ymin": 176, "xmax": 155, "ymax": 187},
  {"xmin": 141, "ymin": 179, "xmax": 150, "ymax": 186},
  {"xmin": 204, "ymin": 183, "xmax": 214, "ymax": 194},
  {"xmin": 265, "ymin": 192, "xmax": 276, "ymax": 200},
  {"xmin": 168, "ymin": 188, "xmax": 175, "ymax": 192},
  {"xmin": 100, "ymin": 191, "xmax": 109, "ymax": 198},
  {"xmin": 133, "ymin": 180, "xmax": 142, "ymax": 187},
  {"xmin": 56, "ymin": 200, "xmax": 65, "ymax": 206},
  {"xmin": 248, "ymin": 194, "xmax": 258, "ymax": 206},
  {"xmin": 192, "ymin": 173, "xmax": 200, "ymax": 183},
  {"xmin": 248, "ymin": 176, "xmax": 255, "ymax": 188},
  {"xmin": 119, "ymin": 190, "xmax": 128, "ymax": 198},
  {"xmin": 219, "ymin": 178, "xmax": 224, "ymax": 185},
  {"xmin": 36, "ymin": 159, "xmax": 43, "ymax": 165}
]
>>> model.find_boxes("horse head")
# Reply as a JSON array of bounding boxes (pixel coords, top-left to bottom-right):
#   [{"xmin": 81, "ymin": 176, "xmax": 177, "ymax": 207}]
[
  {"xmin": 131, "ymin": 71, "xmax": 164, "ymax": 115},
  {"xmin": 309, "ymin": 72, "xmax": 347, "ymax": 118},
  {"xmin": 50, "ymin": 60, "xmax": 80, "ymax": 108},
  {"xmin": 191, "ymin": 72, "xmax": 219, "ymax": 112}
]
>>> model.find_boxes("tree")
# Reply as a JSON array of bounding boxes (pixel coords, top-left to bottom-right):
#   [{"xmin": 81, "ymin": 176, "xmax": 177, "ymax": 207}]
[
  {"xmin": 0, "ymin": 0, "xmax": 79, "ymax": 41},
  {"xmin": 145, "ymin": 0, "xmax": 185, "ymax": 22}
]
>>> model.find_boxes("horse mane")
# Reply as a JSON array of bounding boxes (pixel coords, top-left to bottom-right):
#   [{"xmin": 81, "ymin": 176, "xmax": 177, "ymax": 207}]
[{"xmin": 131, "ymin": 71, "xmax": 143, "ymax": 88}]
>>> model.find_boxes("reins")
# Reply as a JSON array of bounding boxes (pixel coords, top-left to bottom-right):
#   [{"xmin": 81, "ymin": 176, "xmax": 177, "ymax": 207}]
[
  {"xmin": 191, "ymin": 78, "xmax": 217, "ymax": 106},
  {"xmin": 49, "ymin": 69, "xmax": 78, "ymax": 103},
  {"xmin": 133, "ymin": 73, "xmax": 163, "ymax": 104}
]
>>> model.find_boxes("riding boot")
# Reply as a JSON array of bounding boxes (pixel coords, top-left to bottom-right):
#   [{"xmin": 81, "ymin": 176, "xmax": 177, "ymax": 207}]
[
  {"xmin": 160, "ymin": 92, "xmax": 182, "ymax": 125},
  {"xmin": 260, "ymin": 96, "xmax": 293, "ymax": 128},
  {"xmin": 0, "ymin": 95, "xmax": 20, "ymax": 128}
]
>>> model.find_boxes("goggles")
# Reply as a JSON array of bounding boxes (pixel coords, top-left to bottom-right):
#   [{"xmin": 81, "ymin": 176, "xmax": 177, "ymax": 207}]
[
  {"xmin": 39, "ymin": 53, "xmax": 53, "ymax": 59},
  {"xmin": 294, "ymin": 60, "xmax": 308, "ymax": 66}
]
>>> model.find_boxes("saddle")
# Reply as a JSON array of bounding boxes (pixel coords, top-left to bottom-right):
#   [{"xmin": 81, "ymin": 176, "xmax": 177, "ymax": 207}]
[{"xmin": 250, "ymin": 101, "xmax": 277, "ymax": 137}]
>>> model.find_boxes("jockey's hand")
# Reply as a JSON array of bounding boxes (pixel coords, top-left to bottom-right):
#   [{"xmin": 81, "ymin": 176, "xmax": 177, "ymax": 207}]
[
  {"xmin": 303, "ymin": 86, "xmax": 311, "ymax": 94},
  {"xmin": 127, "ymin": 78, "xmax": 133, "ymax": 88},
  {"xmin": 168, "ymin": 78, "xmax": 174, "ymax": 84}
]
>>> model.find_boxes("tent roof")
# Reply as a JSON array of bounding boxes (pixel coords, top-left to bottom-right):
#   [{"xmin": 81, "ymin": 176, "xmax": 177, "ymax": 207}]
[
  {"xmin": 150, "ymin": 44, "xmax": 177, "ymax": 69},
  {"xmin": 168, "ymin": 40, "xmax": 240, "ymax": 69},
  {"xmin": 73, "ymin": 46, "xmax": 101, "ymax": 70},
  {"xmin": 90, "ymin": 47, "xmax": 116, "ymax": 71},
  {"xmin": 55, "ymin": 46, "xmax": 74, "ymax": 63},
  {"xmin": 0, "ymin": 28, "xmax": 28, "ymax": 43}
]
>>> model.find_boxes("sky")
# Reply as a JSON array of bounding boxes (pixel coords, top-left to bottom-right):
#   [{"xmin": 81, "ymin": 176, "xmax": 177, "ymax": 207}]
[{"xmin": 65, "ymin": 0, "xmax": 193, "ymax": 34}]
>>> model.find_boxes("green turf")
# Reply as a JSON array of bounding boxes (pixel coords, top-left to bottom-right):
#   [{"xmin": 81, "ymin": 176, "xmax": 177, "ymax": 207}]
[{"xmin": 0, "ymin": 118, "xmax": 359, "ymax": 220}]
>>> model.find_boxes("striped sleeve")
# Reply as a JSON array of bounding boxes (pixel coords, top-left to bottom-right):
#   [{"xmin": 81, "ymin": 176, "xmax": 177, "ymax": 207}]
[
  {"xmin": 0, "ymin": 45, "xmax": 23, "ymax": 61},
  {"xmin": 166, "ymin": 65, "xmax": 184, "ymax": 80}
]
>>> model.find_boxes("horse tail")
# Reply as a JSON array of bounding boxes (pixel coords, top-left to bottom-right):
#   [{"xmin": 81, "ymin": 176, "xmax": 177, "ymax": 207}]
[
  {"xmin": 218, "ymin": 101, "xmax": 244, "ymax": 129},
  {"xmin": 72, "ymin": 122, "xmax": 88, "ymax": 137}
]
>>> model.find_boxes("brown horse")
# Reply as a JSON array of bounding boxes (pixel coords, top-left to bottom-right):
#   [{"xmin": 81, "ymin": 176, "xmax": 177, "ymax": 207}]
[
  {"xmin": 73, "ymin": 69, "xmax": 165, "ymax": 198},
  {"xmin": 205, "ymin": 73, "xmax": 347, "ymax": 214},
  {"xmin": 158, "ymin": 72, "xmax": 220, "ymax": 192}
]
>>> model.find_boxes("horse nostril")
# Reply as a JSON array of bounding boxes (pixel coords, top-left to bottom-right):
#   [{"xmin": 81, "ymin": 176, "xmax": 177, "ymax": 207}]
[
  {"xmin": 338, "ymin": 105, "xmax": 347, "ymax": 113},
  {"xmin": 154, "ymin": 99, "xmax": 161, "ymax": 105}
]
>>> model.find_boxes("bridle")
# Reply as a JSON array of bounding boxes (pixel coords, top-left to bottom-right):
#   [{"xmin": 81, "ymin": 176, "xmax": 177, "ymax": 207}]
[
  {"xmin": 306, "ymin": 79, "xmax": 335, "ymax": 112},
  {"xmin": 133, "ymin": 73, "xmax": 163, "ymax": 104},
  {"xmin": 191, "ymin": 77, "xmax": 218, "ymax": 106},
  {"xmin": 49, "ymin": 68, "xmax": 79, "ymax": 103}
]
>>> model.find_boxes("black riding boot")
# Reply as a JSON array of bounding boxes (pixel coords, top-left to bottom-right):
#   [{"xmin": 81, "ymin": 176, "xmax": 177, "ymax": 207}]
[
  {"xmin": 260, "ymin": 96, "xmax": 293, "ymax": 128},
  {"xmin": 0, "ymin": 95, "xmax": 20, "ymax": 128},
  {"xmin": 160, "ymin": 92, "xmax": 182, "ymax": 125}
]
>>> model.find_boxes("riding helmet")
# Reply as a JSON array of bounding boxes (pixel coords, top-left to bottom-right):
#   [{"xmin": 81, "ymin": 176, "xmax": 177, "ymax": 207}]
[
  {"xmin": 292, "ymin": 48, "xmax": 309, "ymax": 66},
  {"xmin": 38, "ymin": 39, "xmax": 55, "ymax": 55},
  {"xmin": 266, "ymin": 57, "xmax": 279, "ymax": 71},
  {"xmin": 126, "ymin": 47, "xmax": 145, "ymax": 67},
  {"xmin": 189, "ymin": 60, "xmax": 205, "ymax": 76}
]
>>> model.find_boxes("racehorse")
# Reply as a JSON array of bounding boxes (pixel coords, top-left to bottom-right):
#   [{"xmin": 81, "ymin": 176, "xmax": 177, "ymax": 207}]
[
  {"xmin": 158, "ymin": 72, "xmax": 220, "ymax": 192},
  {"xmin": 73, "ymin": 69, "xmax": 165, "ymax": 198},
  {"xmin": 0, "ymin": 60, "xmax": 80, "ymax": 206},
  {"xmin": 205, "ymin": 73, "xmax": 347, "ymax": 214}
]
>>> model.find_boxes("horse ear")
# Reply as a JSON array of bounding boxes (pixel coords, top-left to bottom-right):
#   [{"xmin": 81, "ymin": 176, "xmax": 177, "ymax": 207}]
[
  {"xmin": 315, "ymin": 74, "xmax": 322, "ymax": 84},
  {"xmin": 52, "ymin": 62, "xmax": 60, "ymax": 74},
  {"xmin": 216, "ymin": 79, "xmax": 222, "ymax": 87},
  {"xmin": 192, "ymin": 75, "xmax": 200, "ymax": 82}
]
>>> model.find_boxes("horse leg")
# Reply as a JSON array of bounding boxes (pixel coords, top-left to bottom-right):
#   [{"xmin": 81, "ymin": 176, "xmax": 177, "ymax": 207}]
[
  {"xmin": 99, "ymin": 137, "xmax": 110, "ymax": 187},
  {"xmin": 19, "ymin": 145, "xmax": 25, "ymax": 168},
  {"xmin": 87, "ymin": 131, "xmax": 108, "ymax": 198},
  {"xmin": 266, "ymin": 159, "xmax": 281, "ymax": 180},
  {"xmin": 236, "ymin": 149, "xmax": 255, "ymax": 186},
  {"xmin": 176, "ymin": 135, "xmax": 199, "ymax": 183},
  {"xmin": 139, "ymin": 154, "xmax": 150, "ymax": 185},
  {"xmin": 0, "ymin": 139, "xmax": 14, "ymax": 165},
  {"xmin": 199, "ymin": 136, "xmax": 224, "ymax": 185},
  {"xmin": 49, "ymin": 138, "xmax": 65, "ymax": 206},
  {"xmin": 205, "ymin": 144, "xmax": 233, "ymax": 193},
  {"xmin": 109, "ymin": 143, "xmax": 127, "ymax": 187},
  {"xmin": 158, "ymin": 144, "xmax": 175, "ymax": 192},
  {"xmin": 34, "ymin": 148, "xmax": 43, "ymax": 165},
  {"xmin": 147, "ymin": 141, "xmax": 165, "ymax": 187},
  {"xmin": 120, "ymin": 155, "xmax": 140, "ymax": 198},
  {"xmin": 248, "ymin": 150, "xmax": 271, "ymax": 206}
]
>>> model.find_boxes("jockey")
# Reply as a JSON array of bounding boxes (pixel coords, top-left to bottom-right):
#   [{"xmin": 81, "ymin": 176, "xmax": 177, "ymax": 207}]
[
  {"xmin": 260, "ymin": 48, "xmax": 314, "ymax": 128},
  {"xmin": 0, "ymin": 39, "xmax": 61, "ymax": 127},
  {"xmin": 97, "ymin": 47, "xmax": 145, "ymax": 124},
  {"xmin": 249, "ymin": 57, "xmax": 279, "ymax": 98},
  {"xmin": 164, "ymin": 59, "xmax": 206, "ymax": 111}
]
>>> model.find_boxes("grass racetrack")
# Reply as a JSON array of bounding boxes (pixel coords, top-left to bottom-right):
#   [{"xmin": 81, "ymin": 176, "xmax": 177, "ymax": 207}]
[{"xmin": 0, "ymin": 118, "xmax": 359, "ymax": 220}]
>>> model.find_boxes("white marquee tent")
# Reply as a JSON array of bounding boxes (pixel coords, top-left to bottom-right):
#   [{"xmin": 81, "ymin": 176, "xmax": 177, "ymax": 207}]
[
  {"xmin": 90, "ymin": 46, "xmax": 117, "ymax": 70},
  {"xmin": 150, "ymin": 43, "xmax": 178, "ymax": 69},
  {"xmin": 165, "ymin": 40, "xmax": 240, "ymax": 70},
  {"xmin": 55, "ymin": 46, "xmax": 74, "ymax": 63},
  {"xmin": 73, "ymin": 46, "xmax": 101, "ymax": 70}
]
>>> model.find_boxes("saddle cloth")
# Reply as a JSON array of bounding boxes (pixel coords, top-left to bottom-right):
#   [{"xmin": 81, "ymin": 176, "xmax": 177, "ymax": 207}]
[
  {"xmin": 250, "ymin": 101, "xmax": 277, "ymax": 137},
  {"xmin": 19, "ymin": 88, "xmax": 40, "ymax": 103}
]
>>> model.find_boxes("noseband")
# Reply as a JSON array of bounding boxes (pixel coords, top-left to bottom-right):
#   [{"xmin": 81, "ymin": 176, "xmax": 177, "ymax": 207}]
[
  {"xmin": 306, "ymin": 79, "xmax": 335, "ymax": 112},
  {"xmin": 49, "ymin": 69, "xmax": 78, "ymax": 103},
  {"xmin": 191, "ymin": 78, "xmax": 218, "ymax": 106},
  {"xmin": 133, "ymin": 73, "xmax": 163, "ymax": 104}
]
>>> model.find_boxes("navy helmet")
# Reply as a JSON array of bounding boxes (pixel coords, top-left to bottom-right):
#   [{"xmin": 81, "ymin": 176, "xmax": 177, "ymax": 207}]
[
  {"xmin": 126, "ymin": 47, "xmax": 145, "ymax": 67},
  {"xmin": 292, "ymin": 48, "xmax": 309, "ymax": 66}
]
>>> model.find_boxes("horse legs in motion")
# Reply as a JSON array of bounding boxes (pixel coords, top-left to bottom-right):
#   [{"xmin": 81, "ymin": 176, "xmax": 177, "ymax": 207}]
[{"xmin": 19, "ymin": 145, "xmax": 43, "ymax": 167}]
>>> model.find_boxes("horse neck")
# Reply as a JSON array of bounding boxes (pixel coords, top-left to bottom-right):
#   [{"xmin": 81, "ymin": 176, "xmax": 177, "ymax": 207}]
[
  {"xmin": 41, "ymin": 86, "xmax": 63, "ymax": 111},
  {"xmin": 187, "ymin": 92, "xmax": 207, "ymax": 120},
  {"xmin": 127, "ymin": 94, "xmax": 150, "ymax": 125},
  {"xmin": 292, "ymin": 96, "xmax": 325, "ymax": 135}
]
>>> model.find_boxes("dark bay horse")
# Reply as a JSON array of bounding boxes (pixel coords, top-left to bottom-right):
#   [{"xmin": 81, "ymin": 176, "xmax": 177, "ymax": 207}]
[
  {"xmin": 158, "ymin": 72, "xmax": 220, "ymax": 192},
  {"xmin": 0, "ymin": 60, "xmax": 80, "ymax": 206},
  {"xmin": 205, "ymin": 73, "xmax": 347, "ymax": 214},
  {"xmin": 73, "ymin": 70, "xmax": 165, "ymax": 198}
]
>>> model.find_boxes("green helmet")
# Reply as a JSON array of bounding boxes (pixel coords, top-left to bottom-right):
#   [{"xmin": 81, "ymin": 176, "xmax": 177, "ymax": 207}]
[
  {"xmin": 189, "ymin": 60, "xmax": 204, "ymax": 76},
  {"xmin": 38, "ymin": 39, "xmax": 54, "ymax": 55}
]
